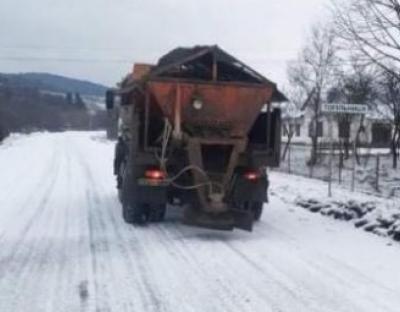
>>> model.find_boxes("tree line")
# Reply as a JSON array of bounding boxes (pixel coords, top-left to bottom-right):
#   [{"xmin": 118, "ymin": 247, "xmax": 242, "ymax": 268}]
[{"xmin": 0, "ymin": 80, "xmax": 107, "ymax": 142}]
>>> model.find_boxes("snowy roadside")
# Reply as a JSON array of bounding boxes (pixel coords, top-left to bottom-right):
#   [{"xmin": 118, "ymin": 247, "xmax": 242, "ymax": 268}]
[
  {"xmin": 270, "ymin": 171, "xmax": 400, "ymax": 242},
  {"xmin": 0, "ymin": 132, "xmax": 34, "ymax": 148}
]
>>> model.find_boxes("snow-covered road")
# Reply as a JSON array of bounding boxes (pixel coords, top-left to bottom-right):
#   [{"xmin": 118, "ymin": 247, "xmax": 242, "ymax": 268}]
[{"xmin": 0, "ymin": 132, "xmax": 399, "ymax": 312}]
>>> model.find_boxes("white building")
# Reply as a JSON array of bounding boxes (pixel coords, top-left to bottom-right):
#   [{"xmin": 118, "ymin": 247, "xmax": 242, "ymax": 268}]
[{"xmin": 281, "ymin": 102, "xmax": 393, "ymax": 147}]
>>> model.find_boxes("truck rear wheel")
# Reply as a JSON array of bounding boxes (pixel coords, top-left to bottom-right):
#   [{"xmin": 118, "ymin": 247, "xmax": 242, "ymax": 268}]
[
  {"xmin": 117, "ymin": 162, "xmax": 126, "ymax": 203},
  {"xmin": 238, "ymin": 201, "xmax": 264, "ymax": 221},
  {"xmin": 122, "ymin": 202, "xmax": 146, "ymax": 224},
  {"xmin": 121, "ymin": 168, "xmax": 146, "ymax": 225},
  {"xmin": 252, "ymin": 202, "xmax": 264, "ymax": 221}
]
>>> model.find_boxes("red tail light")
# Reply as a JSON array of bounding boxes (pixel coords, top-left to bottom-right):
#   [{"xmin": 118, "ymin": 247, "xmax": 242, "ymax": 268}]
[
  {"xmin": 145, "ymin": 169, "xmax": 166, "ymax": 180},
  {"xmin": 243, "ymin": 170, "xmax": 260, "ymax": 181}
]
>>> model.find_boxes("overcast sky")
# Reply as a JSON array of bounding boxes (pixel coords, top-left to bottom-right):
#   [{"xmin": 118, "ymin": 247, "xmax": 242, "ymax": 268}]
[{"xmin": 0, "ymin": 0, "xmax": 328, "ymax": 87}]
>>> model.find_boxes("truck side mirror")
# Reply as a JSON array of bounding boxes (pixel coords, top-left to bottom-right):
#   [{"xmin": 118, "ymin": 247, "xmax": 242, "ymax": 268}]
[{"xmin": 106, "ymin": 90, "xmax": 115, "ymax": 110}]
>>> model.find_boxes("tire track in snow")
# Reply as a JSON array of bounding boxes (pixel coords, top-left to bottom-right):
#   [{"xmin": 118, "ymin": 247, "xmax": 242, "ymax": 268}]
[
  {"xmin": 171, "ymin": 221, "xmax": 384, "ymax": 312},
  {"xmin": 78, "ymin": 138, "xmax": 253, "ymax": 312},
  {"xmin": 73, "ymin": 149, "xmax": 113, "ymax": 312},
  {"xmin": 58, "ymin": 135, "xmax": 107, "ymax": 312},
  {"xmin": 154, "ymin": 224, "xmax": 263, "ymax": 312},
  {"xmin": 0, "ymin": 139, "xmax": 62, "ymax": 276},
  {"xmin": 73, "ymin": 141, "xmax": 149, "ymax": 311},
  {"xmin": 105, "ymin": 214, "xmax": 164, "ymax": 311},
  {"xmin": 76, "ymin": 148, "xmax": 163, "ymax": 311},
  {"xmin": 0, "ymin": 135, "xmax": 93, "ymax": 312},
  {"xmin": 0, "ymin": 138, "xmax": 64, "ymax": 311},
  {"xmin": 263, "ymin": 198, "xmax": 400, "ymax": 293},
  {"xmin": 169, "ymin": 225, "xmax": 314, "ymax": 312},
  {"xmin": 81, "ymin": 133, "xmax": 212, "ymax": 311},
  {"xmin": 41, "ymin": 139, "xmax": 83, "ymax": 312},
  {"xmin": 75, "ymin": 136, "xmax": 218, "ymax": 311},
  {"xmin": 0, "ymin": 136, "xmax": 60, "ymax": 243},
  {"xmin": 0, "ymin": 135, "xmax": 51, "ymax": 208},
  {"xmin": 223, "ymin": 239, "xmax": 346, "ymax": 312},
  {"xmin": 247, "ymin": 203, "xmax": 400, "ymax": 312}
]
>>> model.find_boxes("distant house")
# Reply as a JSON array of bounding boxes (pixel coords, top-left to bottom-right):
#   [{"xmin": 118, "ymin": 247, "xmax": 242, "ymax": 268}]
[
  {"xmin": 281, "ymin": 102, "xmax": 393, "ymax": 147},
  {"xmin": 280, "ymin": 102, "xmax": 305, "ymax": 144}
]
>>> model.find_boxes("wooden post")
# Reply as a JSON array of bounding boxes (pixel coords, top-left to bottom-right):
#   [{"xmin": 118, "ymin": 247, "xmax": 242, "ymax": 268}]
[
  {"xmin": 351, "ymin": 141, "xmax": 356, "ymax": 192},
  {"xmin": 309, "ymin": 148, "xmax": 314, "ymax": 178},
  {"xmin": 339, "ymin": 150, "xmax": 343, "ymax": 184},
  {"xmin": 328, "ymin": 118, "xmax": 334, "ymax": 197},
  {"xmin": 328, "ymin": 135, "xmax": 334, "ymax": 197},
  {"xmin": 376, "ymin": 154, "xmax": 380, "ymax": 192}
]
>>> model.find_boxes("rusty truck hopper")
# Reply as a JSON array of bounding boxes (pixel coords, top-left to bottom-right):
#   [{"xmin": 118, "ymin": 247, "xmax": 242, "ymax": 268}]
[
  {"xmin": 148, "ymin": 80, "xmax": 273, "ymax": 139},
  {"xmin": 146, "ymin": 46, "xmax": 279, "ymax": 138}
]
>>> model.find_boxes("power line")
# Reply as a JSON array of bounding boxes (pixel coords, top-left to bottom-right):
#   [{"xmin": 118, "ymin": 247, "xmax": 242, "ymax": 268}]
[
  {"xmin": 0, "ymin": 53, "xmax": 360, "ymax": 69},
  {"xmin": 0, "ymin": 45, "xmax": 137, "ymax": 53},
  {"xmin": 0, "ymin": 55, "xmax": 299, "ymax": 66},
  {"xmin": 0, "ymin": 56, "xmax": 133, "ymax": 64}
]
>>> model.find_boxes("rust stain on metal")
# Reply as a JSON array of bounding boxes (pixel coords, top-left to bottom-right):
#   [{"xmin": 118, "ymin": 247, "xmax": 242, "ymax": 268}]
[{"xmin": 148, "ymin": 81, "xmax": 274, "ymax": 138}]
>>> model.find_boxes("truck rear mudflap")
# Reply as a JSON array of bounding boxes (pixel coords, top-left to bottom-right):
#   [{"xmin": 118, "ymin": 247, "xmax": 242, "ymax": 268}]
[{"xmin": 183, "ymin": 208, "xmax": 254, "ymax": 232}]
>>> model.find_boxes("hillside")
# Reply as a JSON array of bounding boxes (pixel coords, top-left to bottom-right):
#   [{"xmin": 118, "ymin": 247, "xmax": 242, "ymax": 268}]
[
  {"xmin": 0, "ymin": 73, "xmax": 108, "ymax": 138},
  {"xmin": 0, "ymin": 73, "xmax": 108, "ymax": 97}
]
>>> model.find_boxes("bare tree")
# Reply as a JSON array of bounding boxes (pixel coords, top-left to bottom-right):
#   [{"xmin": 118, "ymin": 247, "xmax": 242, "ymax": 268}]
[
  {"xmin": 287, "ymin": 24, "xmax": 338, "ymax": 165},
  {"xmin": 332, "ymin": 0, "xmax": 400, "ymax": 79},
  {"xmin": 335, "ymin": 64, "xmax": 378, "ymax": 161},
  {"xmin": 280, "ymin": 100, "xmax": 298, "ymax": 161},
  {"xmin": 332, "ymin": 0, "xmax": 400, "ymax": 167},
  {"xmin": 377, "ymin": 70, "xmax": 400, "ymax": 168}
]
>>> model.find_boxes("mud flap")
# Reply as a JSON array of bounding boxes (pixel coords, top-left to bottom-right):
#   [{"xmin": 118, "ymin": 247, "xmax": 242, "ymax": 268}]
[
  {"xmin": 232, "ymin": 209, "xmax": 254, "ymax": 232},
  {"xmin": 183, "ymin": 208, "xmax": 235, "ymax": 231}
]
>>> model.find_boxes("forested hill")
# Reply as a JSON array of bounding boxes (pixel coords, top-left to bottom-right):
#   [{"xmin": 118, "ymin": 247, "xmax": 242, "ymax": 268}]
[
  {"xmin": 0, "ymin": 73, "xmax": 108, "ymax": 140},
  {"xmin": 0, "ymin": 73, "xmax": 108, "ymax": 97}
]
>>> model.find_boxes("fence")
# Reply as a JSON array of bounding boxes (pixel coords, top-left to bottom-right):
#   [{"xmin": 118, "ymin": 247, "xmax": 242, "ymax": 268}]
[{"xmin": 278, "ymin": 143, "xmax": 400, "ymax": 198}]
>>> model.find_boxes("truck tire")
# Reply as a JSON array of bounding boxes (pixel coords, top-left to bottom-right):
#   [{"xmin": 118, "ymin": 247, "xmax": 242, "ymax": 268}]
[
  {"xmin": 121, "ymin": 168, "xmax": 146, "ymax": 225},
  {"xmin": 252, "ymin": 202, "xmax": 264, "ymax": 221},
  {"xmin": 122, "ymin": 202, "xmax": 146, "ymax": 224},
  {"xmin": 117, "ymin": 162, "xmax": 126, "ymax": 203}
]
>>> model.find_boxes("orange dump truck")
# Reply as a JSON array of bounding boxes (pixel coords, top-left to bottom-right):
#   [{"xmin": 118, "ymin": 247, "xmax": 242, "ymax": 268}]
[{"xmin": 107, "ymin": 46, "xmax": 286, "ymax": 231}]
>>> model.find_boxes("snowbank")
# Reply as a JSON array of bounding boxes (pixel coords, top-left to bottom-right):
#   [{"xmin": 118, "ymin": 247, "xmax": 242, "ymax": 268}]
[
  {"xmin": 270, "ymin": 171, "xmax": 400, "ymax": 242},
  {"xmin": 295, "ymin": 198, "xmax": 400, "ymax": 241}
]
